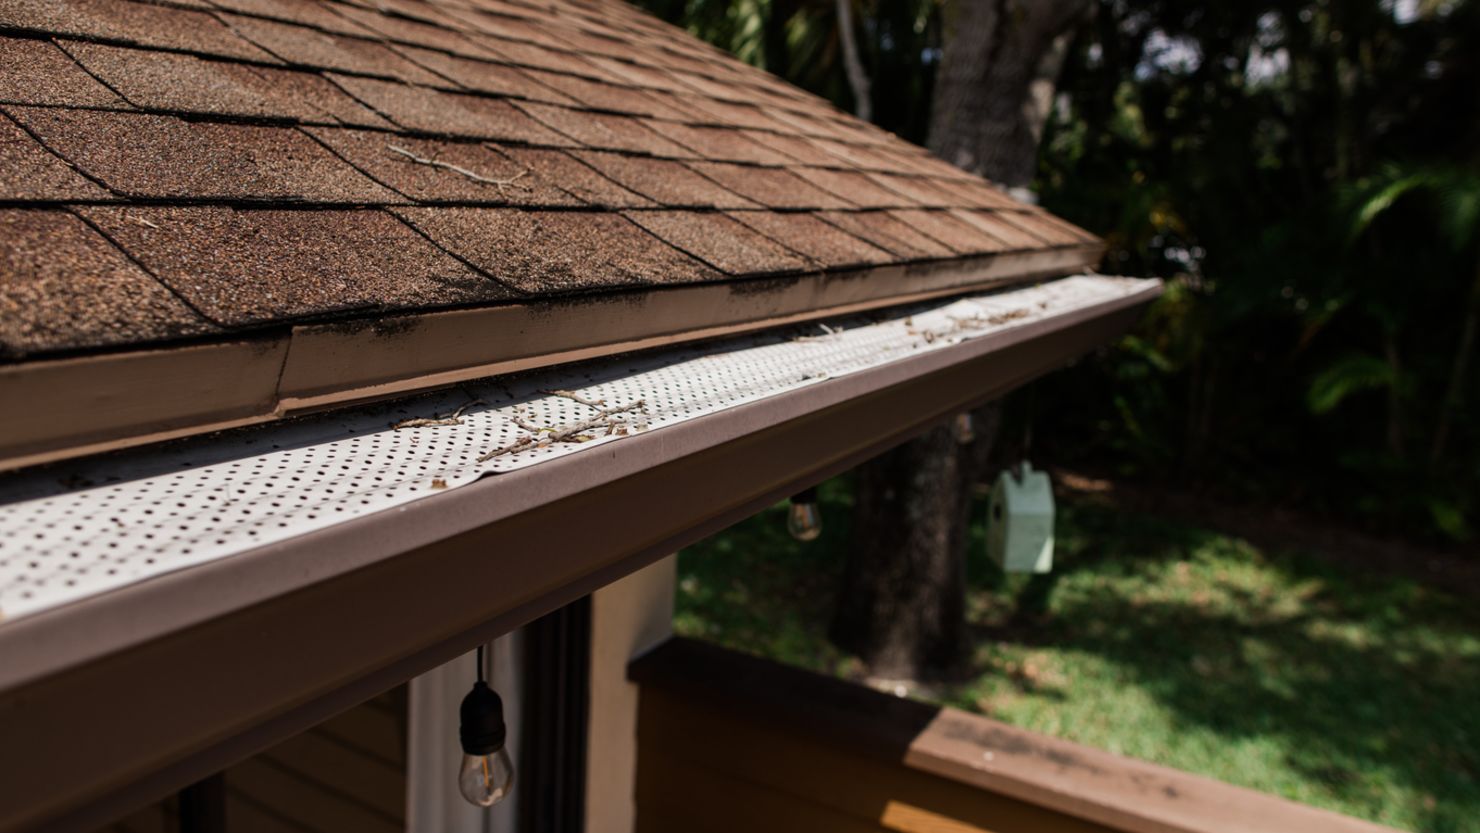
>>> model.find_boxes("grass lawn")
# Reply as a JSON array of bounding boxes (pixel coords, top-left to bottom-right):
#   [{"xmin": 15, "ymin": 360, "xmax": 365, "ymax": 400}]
[{"xmin": 674, "ymin": 477, "xmax": 1480, "ymax": 833}]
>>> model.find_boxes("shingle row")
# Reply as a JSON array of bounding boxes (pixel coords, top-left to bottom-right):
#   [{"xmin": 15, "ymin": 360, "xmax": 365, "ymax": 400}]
[
  {"xmin": 1, "ymin": 202, "xmax": 1089, "ymax": 356},
  {"xmin": 0, "ymin": 0, "xmax": 1100, "ymax": 361}
]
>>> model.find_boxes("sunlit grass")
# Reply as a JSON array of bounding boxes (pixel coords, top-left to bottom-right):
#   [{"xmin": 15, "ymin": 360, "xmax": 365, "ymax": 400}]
[{"xmin": 675, "ymin": 477, "xmax": 1480, "ymax": 833}]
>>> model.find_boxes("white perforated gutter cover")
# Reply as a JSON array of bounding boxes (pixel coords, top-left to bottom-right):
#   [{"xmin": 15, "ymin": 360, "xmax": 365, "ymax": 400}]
[
  {"xmin": 0, "ymin": 274, "xmax": 1159, "ymax": 833},
  {"xmin": 0, "ymin": 274, "xmax": 1155, "ymax": 660}
]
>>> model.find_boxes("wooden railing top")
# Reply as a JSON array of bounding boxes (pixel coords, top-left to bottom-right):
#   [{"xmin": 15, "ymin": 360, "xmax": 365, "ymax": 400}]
[{"xmin": 629, "ymin": 638, "xmax": 1403, "ymax": 833}]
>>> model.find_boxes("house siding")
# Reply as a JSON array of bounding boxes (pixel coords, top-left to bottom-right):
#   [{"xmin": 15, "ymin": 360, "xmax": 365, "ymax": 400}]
[{"xmin": 99, "ymin": 686, "xmax": 408, "ymax": 833}]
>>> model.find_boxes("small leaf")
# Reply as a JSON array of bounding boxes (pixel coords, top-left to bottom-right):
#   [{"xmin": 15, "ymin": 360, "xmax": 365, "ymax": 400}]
[{"xmin": 1306, "ymin": 354, "xmax": 1395, "ymax": 414}]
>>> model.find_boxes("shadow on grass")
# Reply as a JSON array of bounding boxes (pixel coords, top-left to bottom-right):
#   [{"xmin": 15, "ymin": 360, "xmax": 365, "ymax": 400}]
[
  {"xmin": 991, "ymin": 503, "xmax": 1480, "ymax": 833},
  {"xmin": 676, "ymin": 476, "xmax": 1480, "ymax": 832}
]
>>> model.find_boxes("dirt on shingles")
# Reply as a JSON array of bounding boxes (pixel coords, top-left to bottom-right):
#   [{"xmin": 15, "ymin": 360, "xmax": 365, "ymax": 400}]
[{"xmin": 1050, "ymin": 466, "xmax": 1480, "ymax": 598}]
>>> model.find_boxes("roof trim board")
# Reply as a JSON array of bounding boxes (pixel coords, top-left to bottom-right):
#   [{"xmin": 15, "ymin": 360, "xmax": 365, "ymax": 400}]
[
  {"xmin": 0, "ymin": 277, "xmax": 1156, "ymax": 833},
  {"xmin": 0, "ymin": 243, "xmax": 1100, "ymax": 471}
]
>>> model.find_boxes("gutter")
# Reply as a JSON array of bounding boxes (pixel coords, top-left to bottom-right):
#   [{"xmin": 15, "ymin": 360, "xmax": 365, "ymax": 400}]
[
  {"xmin": 0, "ymin": 276, "xmax": 1156, "ymax": 833},
  {"xmin": 0, "ymin": 245, "xmax": 1099, "ymax": 471}
]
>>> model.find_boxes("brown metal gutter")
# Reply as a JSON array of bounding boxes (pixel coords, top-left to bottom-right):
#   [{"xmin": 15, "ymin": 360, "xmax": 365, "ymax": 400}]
[
  {"xmin": 0, "ymin": 245, "xmax": 1099, "ymax": 472},
  {"xmin": 0, "ymin": 280, "xmax": 1154, "ymax": 833}
]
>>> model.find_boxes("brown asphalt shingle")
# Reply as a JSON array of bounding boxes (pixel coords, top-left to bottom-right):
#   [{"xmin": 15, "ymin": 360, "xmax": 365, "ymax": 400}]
[
  {"xmin": 660, "ymin": 123, "xmax": 795, "ymax": 166},
  {"xmin": 500, "ymin": 147, "xmax": 653, "ymax": 207},
  {"xmin": 996, "ymin": 210, "xmax": 1096, "ymax": 247},
  {"xmin": 61, "ymin": 41, "xmax": 372, "ymax": 124},
  {"xmin": 443, "ymin": 8, "xmax": 572, "ymax": 49},
  {"xmin": 949, "ymin": 210, "xmax": 1044, "ymax": 250},
  {"xmin": 809, "ymin": 137, "xmax": 894, "ymax": 171},
  {"xmin": 243, "ymin": 65, "xmax": 396, "ymax": 128},
  {"xmin": 329, "ymin": 3, "xmax": 500, "ymax": 59},
  {"xmin": 890, "ymin": 209, "xmax": 1010, "ymax": 255},
  {"xmin": 0, "ymin": 37, "xmax": 124, "ymax": 107},
  {"xmin": 574, "ymin": 151, "xmax": 755, "ymax": 208},
  {"xmin": 515, "ymin": 101, "xmax": 690, "ymax": 156},
  {"xmin": 670, "ymin": 94, "xmax": 796, "ymax": 133},
  {"xmin": 927, "ymin": 176, "xmax": 1020, "ymax": 210},
  {"xmin": 0, "ymin": 112, "xmax": 109, "ymax": 201},
  {"xmin": 1, "ymin": 1, "xmax": 278, "ymax": 62},
  {"xmin": 394, "ymin": 207, "xmax": 718, "ymax": 293},
  {"xmin": 0, "ymin": 0, "xmax": 1098, "ymax": 361},
  {"xmin": 81, "ymin": 206, "xmax": 507, "ymax": 325},
  {"xmin": 0, "ymin": 209, "xmax": 217, "ymax": 356},
  {"xmin": 625, "ymin": 210, "xmax": 810, "ymax": 275},
  {"xmin": 866, "ymin": 173, "xmax": 956, "ymax": 208},
  {"xmin": 818, "ymin": 210, "xmax": 955, "ymax": 260},
  {"xmin": 330, "ymin": 75, "xmax": 573, "ymax": 144},
  {"xmin": 688, "ymin": 162, "xmax": 853, "ymax": 210},
  {"xmin": 728, "ymin": 211, "xmax": 892, "ymax": 270},
  {"xmin": 308, "ymin": 128, "xmax": 578, "ymax": 206},
  {"xmin": 204, "ymin": 0, "xmax": 379, "ymax": 38},
  {"xmin": 11, "ymin": 107, "xmax": 397, "ymax": 202},
  {"xmin": 582, "ymin": 55, "xmax": 688, "ymax": 92},
  {"xmin": 389, "ymin": 45, "xmax": 577, "ymax": 104},
  {"xmin": 752, "ymin": 132, "xmax": 847, "ymax": 168},
  {"xmin": 222, "ymin": 14, "xmax": 444, "ymax": 84},
  {"xmin": 805, "ymin": 168, "xmax": 913, "ymax": 209},
  {"xmin": 521, "ymin": 70, "xmax": 686, "ymax": 119}
]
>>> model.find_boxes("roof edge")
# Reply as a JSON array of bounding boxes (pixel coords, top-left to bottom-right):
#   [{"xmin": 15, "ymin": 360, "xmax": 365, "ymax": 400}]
[
  {"xmin": 0, "ymin": 244, "xmax": 1100, "ymax": 472},
  {"xmin": 0, "ymin": 279, "xmax": 1153, "ymax": 833}
]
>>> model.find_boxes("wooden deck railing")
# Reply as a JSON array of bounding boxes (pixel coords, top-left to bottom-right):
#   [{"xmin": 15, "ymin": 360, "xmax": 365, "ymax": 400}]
[{"xmin": 628, "ymin": 638, "xmax": 1401, "ymax": 833}]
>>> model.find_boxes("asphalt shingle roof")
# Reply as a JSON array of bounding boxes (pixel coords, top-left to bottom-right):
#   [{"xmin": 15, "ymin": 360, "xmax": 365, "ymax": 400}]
[{"xmin": 0, "ymin": 0, "xmax": 1099, "ymax": 361}]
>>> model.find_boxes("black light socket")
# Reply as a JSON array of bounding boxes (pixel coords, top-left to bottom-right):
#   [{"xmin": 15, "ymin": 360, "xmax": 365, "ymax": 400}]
[{"xmin": 459, "ymin": 681, "xmax": 507, "ymax": 756}]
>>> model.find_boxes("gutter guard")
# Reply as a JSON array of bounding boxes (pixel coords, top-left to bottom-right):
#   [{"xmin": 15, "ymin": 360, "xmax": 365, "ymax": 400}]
[
  {"xmin": 0, "ymin": 275, "xmax": 1152, "ymax": 624},
  {"xmin": 0, "ymin": 274, "xmax": 1158, "ymax": 833}
]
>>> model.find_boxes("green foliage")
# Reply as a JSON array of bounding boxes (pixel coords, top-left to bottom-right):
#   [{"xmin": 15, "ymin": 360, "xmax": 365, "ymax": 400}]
[
  {"xmin": 635, "ymin": 0, "xmax": 942, "ymax": 142},
  {"xmin": 637, "ymin": 0, "xmax": 1480, "ymax": 542},
  {"xmin": 677, "ymin": 483, "xmax": 1480, "ymax": 831},
  {"xmin": 1306, "ymin": 353, "xmax": 1396, "ymax": 413},
  {"xmin": 1032, "ymin": 0, "xmax": 1480, "ymax": 542}
]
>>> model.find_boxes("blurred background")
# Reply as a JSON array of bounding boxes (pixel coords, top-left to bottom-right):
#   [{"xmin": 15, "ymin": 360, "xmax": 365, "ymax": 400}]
[
  {"xmin": 637, "ymin": 0, "xmax": 1478, "ymax": 544},
  {"xmin": 632, "ymin": 1, "xmax": 1480, "ymax": 830}
]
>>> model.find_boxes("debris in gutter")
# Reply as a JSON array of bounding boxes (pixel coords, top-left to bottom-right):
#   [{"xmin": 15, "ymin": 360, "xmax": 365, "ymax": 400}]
[
  {"xmin": 387, "ymin": 144, "xmax": 529, "ymax": 195},
  {"xmin": 542, "ymin": 389, "xmax": 606, "ymax": 408},
  {"xmin": 906, "ymin": 307, "xmax": 1032, "ymax": 345},
  {"xmin": 478, "ymin": 397, "xmax": 648, "ymax": 462},
  {"xmin": 794, "ymin": 323, "xmax": 843, "ymax": 343},
  {"xmin": 391, "ymin": 400, "xmax": 485, "ymax": 430}
]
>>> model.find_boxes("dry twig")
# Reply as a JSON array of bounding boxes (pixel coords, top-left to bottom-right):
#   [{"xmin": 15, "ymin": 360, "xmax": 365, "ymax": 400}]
[
  {"xmin": 391, "ymin": 400, "xmax": 485, "ymax": 430},
  {"xmin": 795, "ymin": 322, "xmax": 844, "ymax": 343},
  {"xmin": 542, "ymin": 389, "xmax": 607, "ymax": 409},
  {"xmin": 387, "ymin": 144, "xmax": 528, "ymax": 194},
  {"xmin": 478, "ymin": 399, "xmax": 647, "ymax": 462}
]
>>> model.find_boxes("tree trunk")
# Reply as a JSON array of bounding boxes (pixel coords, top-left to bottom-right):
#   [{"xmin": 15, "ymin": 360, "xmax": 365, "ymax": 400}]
[
  {"xmin": 832, "ymin": 0, "xmax": 1089, "ymax": 680},
  {"xmin": 1429, "ymin": 258, "xmax": 1480, "ymax": 468},
  {"xmin": 928, "ymin": 0, "xmax": 1090, "ymax": 186},
  {"xmin": 1383, "ymin": 330, "xmax": 1407, "ymax": 460},
  {"xmin": 831, "ymin": 406, "xmax": 1002, "ymax": 679},
  {"xmin": 834, "ymin": 0, "xmax": 872, "ymax": 121}
]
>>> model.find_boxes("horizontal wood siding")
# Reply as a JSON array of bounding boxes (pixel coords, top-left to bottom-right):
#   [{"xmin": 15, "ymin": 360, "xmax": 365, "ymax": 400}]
[
  {"xmin": 95, "ymin": 687, "xmax": 408, "ymax": 833},
  {"xmin": 634, "ymin": 684, "xmax": 1105, "ymax": 833}
]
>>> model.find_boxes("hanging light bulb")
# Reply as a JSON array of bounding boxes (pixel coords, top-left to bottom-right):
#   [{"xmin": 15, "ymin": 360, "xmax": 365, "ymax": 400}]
[
  {"xmin": 458, "ymin": 648, "xmax": 514, "ymax": 807},
  {"xmin": 787, "ymin": 487, "xmax": 822, "ymax": 541},
  {"xmin": 954, "ymin": 412, "xmax": 975, "ymax": 444}
]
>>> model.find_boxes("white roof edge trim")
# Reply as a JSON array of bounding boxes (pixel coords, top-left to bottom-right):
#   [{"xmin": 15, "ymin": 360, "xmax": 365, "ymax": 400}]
[{"xmin": 0, "ymin": 275, "xmax": 1157, "ymax": 623}]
